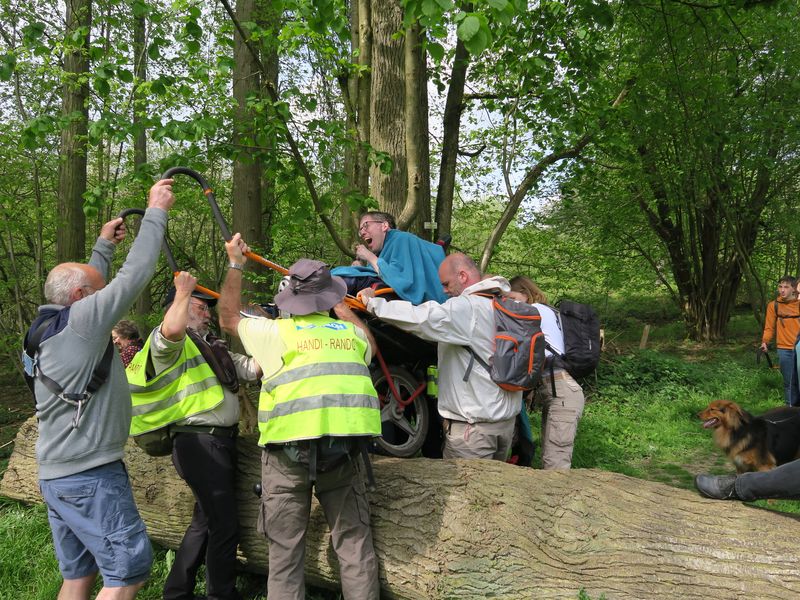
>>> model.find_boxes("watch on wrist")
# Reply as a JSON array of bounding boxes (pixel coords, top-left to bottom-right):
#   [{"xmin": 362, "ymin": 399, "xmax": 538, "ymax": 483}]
[{"xmin": 229, "ymin": 262, "xmax": 244, "ymax": 271}]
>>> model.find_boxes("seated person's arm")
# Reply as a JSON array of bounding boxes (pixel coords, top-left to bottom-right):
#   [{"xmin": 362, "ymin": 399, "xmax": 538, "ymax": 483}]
[{"xmin": 355, "ymin": 244, "xmax": 380, "ymax": 275}]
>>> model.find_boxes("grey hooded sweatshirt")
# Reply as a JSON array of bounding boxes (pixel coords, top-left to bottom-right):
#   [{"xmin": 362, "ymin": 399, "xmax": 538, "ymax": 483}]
[{"xmin": 34, "ymin": 207, "xmax": 167, "ymax": 480}]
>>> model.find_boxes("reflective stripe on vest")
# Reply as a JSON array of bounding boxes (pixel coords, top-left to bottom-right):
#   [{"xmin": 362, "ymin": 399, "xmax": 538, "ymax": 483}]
[
  {"xmin": 257, "ymin": 315, "xmax": 380, "ymax": 445},
  {"xmin": 128, "ymin": 334, "xmax": 224, "ymax": 435}
]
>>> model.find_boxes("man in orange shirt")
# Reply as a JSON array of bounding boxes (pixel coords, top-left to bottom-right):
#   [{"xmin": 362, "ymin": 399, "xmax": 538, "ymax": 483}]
[{"xmin": 761, "ymin": 276, "xmax": 800, "ymax": 406}]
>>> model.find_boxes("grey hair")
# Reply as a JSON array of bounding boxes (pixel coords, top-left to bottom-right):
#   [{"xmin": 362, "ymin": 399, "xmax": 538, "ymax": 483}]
[{"xmin": 44, "ymin": 264, "xmax": 88, "ymax": 305}]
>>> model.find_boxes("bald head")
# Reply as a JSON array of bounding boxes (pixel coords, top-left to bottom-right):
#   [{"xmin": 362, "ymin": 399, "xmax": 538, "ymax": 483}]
[
  {"xmin": 438, "ymin": 253, "xmax": 482, "ymax": 297},
  {"xmin": 44, "ymin": 263, "xmax": 105, "ymax": 306}
]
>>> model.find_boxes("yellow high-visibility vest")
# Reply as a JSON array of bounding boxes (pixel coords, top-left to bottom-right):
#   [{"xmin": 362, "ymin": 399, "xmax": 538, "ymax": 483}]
[
  {"xmin": 257, "ymin": 314, "xmax": 380, "ymax": 445},
  {"xmin": 128, "ymin": 333, "xmax": 224, "ymax": 435}
]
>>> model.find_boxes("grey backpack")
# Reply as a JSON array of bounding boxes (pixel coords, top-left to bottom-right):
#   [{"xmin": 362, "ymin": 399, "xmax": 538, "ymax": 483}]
[{"xmin": 465, "ymin": 295, "xmax": 546, "ymax": 392}]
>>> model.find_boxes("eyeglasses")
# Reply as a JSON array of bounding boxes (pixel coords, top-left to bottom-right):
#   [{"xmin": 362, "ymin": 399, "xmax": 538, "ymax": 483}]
[
  {"xmin": 358, "ymin": 220, "xmax": 384, "ymax": 233},
  {"xmin": 190, "ymin": 301, "xmax": 211, "ymax": 314}
]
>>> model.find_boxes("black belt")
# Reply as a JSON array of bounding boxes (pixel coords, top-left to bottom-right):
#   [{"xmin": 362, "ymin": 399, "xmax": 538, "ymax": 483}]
[{"xmin": 171, "ymin": 425, "xmax": 238, "ymax": 438}]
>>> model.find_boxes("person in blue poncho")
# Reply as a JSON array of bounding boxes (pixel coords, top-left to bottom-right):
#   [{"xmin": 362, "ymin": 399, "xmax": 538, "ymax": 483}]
[{"xmin": 331, "ymin": 211, "xmax": 448, "ymax": 305}]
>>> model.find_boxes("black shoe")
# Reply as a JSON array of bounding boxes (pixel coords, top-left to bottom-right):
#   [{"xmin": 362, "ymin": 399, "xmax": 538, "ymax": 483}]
[{"xmin": 695, "ymin": 474, "xmax": 739, "ymax": 500}]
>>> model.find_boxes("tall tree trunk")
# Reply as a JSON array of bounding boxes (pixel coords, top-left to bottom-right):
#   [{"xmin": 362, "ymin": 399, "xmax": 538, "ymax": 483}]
[
  {"xmin": 5, "ymin": 419, "xmax": 800, "ymax": 600},
  {"xmin": 341, "ymin": 0, "xmax": 371, "ymax": 238},
  {"xmin": 434, "ymin": 38, "xmax": 469, "ymax": 242},
  {"xmin": 57, "ymin": 0, "xmax": 91, "ymax": 262},
  {"xmin": 369, "ymin": 0, "xmax": 406, "ymax": 218},
  {"xmin": 397, "ymin": 21, "xmax": 430, "ymax": 237},
  {"xmin": 232, "ymin": 0, "xmax": 265, "ymax": 296},
  {"xmin": 132, "ymin": 8, "xmax": 153, "ymax": 320}
]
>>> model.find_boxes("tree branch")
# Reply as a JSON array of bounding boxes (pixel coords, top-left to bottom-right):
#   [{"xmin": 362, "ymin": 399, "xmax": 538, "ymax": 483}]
[{"xmin": 216, "ymin": 0, "xmax": 354, "ymax": 257}]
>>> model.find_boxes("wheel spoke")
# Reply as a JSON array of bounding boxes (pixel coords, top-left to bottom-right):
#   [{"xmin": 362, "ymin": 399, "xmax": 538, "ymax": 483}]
[
  {"xmin": 394, "ymin": 414, "xmax": 418, "ymax": 436},
  {"xmin": 380, "ymin": 400, "xmax": 395, "ymax": 423}
]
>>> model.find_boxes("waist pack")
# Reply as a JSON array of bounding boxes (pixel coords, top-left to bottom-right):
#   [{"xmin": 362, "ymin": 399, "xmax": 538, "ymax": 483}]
[
  {"xmin": 133, "ymin": 427, "xmax": 173, "ymax": 456},
  {"xmin": 465, "ymin": 295, "xmax": 545, "ymax": 392}
]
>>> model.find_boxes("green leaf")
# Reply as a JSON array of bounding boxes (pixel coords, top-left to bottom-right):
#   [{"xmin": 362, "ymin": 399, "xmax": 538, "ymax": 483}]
[
  {"xmin": 22, "ymin": 22, "xmax": 46, "ymax": 46},
  {"xmin": 464, "ymin": 27, "xmax": 489, "ymax": 55},
  {"xmin": 132, "ymin": 0, "xmax": 149, "ymax": 18},
  {"xmin": 147, "ymin": 42, "xmax": 161, "ymax": 60},
  {"xmin": 186, "ymin": 40, "xmax": 201, "ymax": 54},
  {"xmin": 487, "ymin": 0, "xmax": 509, "ymax": 10},
  {"xmin": 428, "ymin": 42, "xmax": 445, "ymax": 63},
  {"xmin": 0, "ymin": 53, "xmax": 16, "ymax": 81},
  {"xmin": 457, "ymin": 15, "xmax": 480, "ymax": 42},
  {"xmin": 118, "ymin": 68, "xmax": 133, "ymax": 83},
  {"xmin": 435, "ymin": 0, "xmax": 454, "ymax": 9},
  {"xmin": 422, "ymin": 0, "xmax": 440, "ymax": 17},
  {"xmin": 185, "ymin": 21, "xmax": 203, "ymax": 39},
  {"xmin": 94, "ymin": 77, "xmax": 110, "ymax": 96}
]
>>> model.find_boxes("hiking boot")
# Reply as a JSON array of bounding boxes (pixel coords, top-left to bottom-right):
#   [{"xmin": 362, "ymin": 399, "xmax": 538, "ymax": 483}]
[{"xmin": 694, "ymin": 474, "xmax": 739, "ymax": 500}]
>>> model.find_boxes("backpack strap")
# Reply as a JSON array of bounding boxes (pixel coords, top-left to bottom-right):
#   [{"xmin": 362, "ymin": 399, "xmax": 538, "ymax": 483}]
[
  {"xmin": 461, "ymin": 292, "xmax": 497, "ymax": 381},
  {"xmin": 24, "ymin": 306, "xmax": 116, "ymax": 428},
  {"xmin": 543, "ymin": 343, "xmax": 560, "ymax": 397},
  {"xmin": 462, "ymin": 346, "xmax": 490, "ymax": 382}
]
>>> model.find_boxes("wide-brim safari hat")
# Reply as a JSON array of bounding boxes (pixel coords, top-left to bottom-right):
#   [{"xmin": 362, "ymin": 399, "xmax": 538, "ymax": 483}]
[{"xmin": 274, "ymin": 259, "xmax": 347, "ymax": 316}]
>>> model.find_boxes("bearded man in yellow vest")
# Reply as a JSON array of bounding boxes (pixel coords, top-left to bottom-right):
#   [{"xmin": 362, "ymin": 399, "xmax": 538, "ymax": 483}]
[
  {"xmin": 218, "ymin": 234, "xmax": 382, "ymax": 600},
  {"xmin": 128, "ymin": 272, "xmax": 260, "ymax": 600}
]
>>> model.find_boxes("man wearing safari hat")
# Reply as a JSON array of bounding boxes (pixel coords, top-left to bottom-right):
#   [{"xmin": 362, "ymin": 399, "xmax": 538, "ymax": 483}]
[
  {"xmin": 218, "ymin": 233, "xmax": 382, "ymax": 600},
  {"xmin": 127, "ymin": 271, "xmax": 260, "ymax": 600}
]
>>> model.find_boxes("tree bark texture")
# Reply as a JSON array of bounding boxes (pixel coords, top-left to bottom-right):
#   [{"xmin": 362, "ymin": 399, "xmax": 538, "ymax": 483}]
[
  {"xmin": 369, "ymin": 0, "xmax": 406, "ymax": 216},
  {"xmin": 232, "ymin": 0, "xmax": 264, "ymax": 269},
  {"xmin": 4, "ymin": 416, "xmax": 800, "ymax": 599},
  {"xmin": 56, "ymin": 0, "xmax": 91, "ymax": 263}
]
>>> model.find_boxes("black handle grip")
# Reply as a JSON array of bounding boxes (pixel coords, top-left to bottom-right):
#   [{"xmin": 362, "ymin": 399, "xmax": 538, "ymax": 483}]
[
  {"xmin": 159, "ymin": 167, "xmax": 232, "ymax": 240},
  {"xmin": 118, "ymin": 207, "xmax": 145, "ymax": 220}
]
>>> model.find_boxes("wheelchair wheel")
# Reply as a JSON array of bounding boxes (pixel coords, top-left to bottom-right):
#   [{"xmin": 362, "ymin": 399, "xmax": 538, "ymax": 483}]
[{"xmin": 372, "ymin": 366, "xmax": 429, "ymax": 458}]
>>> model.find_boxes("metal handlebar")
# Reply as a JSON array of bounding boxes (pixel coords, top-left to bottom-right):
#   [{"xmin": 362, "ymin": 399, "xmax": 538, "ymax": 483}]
[
  {"xmin": 118, "ymin": 207, "xmax": 219, "ymax": 299},
  {"xmin": 161, "ymin": 167, "xmax": 288, "ymax": 275}
]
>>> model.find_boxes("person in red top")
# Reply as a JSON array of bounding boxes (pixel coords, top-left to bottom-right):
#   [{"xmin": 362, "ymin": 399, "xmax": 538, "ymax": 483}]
[
  {"xmin": 760, "ymin": 275, "xmax": 800, "ymax": 406},
  {"xmin": 112, "ymin": 320, "xmax": 143, "ymax": 367}
]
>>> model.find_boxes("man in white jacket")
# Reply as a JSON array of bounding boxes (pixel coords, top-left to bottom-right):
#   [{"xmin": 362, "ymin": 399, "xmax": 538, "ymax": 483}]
[{"xmin": 358, "ymin": 252, "xmax": 521, "ymax": 460}]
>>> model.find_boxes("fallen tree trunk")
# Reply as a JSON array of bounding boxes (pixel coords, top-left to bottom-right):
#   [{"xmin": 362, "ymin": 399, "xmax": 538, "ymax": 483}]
[{"xmin": 3, "ymin": 416, "xmax": 800, "ymax": 599}]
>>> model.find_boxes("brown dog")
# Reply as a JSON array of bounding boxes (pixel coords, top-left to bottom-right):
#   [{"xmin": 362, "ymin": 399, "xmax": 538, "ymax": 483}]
[{"xmin": 698, "ymin": 399, "xmax": 800, "ymax": 473}]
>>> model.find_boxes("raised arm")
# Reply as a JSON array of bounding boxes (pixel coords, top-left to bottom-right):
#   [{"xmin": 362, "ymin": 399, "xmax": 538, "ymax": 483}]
[
  {"xmin": 160, "ymin": 272, "xmax": 196, "ymax": 341},
  {"xmin": 218, "ymin": 233, "xmax": 249, "ymax": 337}
]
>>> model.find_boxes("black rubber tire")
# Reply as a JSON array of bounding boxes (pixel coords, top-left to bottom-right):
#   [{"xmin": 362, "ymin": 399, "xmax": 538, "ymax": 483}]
[{"xmin": 372, "ymin": 366, "xmax": 429, "ymax": 458}]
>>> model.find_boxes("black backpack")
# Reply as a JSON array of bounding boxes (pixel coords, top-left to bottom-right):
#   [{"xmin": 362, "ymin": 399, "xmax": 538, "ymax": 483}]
[
  {"xmin": 465, "ymin": 295, "xmax": 546, "ymax": 392},
  {"xmin": 548, "ymin": 300, "xmax": 601, "ymax": 379}
]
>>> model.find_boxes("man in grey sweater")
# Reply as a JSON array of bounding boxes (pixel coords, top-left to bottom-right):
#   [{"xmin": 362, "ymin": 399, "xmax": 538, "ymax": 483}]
[{"xmin": 33, "ymin": 178, "xmax": 175, "ymax": 600}]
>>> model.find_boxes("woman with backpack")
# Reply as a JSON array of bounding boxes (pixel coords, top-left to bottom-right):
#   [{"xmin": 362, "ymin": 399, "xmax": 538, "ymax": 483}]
[{"xmin": 507, "ymin": 276, "xmax": 586, "ymax": 470}]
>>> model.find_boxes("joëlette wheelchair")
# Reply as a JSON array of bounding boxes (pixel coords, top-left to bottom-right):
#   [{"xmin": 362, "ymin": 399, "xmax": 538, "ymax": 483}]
[{"xmin": 120, "ymin": 167, "xmax": 442, "ymax": 459}]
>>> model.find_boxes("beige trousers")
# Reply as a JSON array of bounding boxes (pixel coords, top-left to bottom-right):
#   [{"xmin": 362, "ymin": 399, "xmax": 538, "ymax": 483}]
[
  {"xmin": 259, "ymin": 447, "xmax": 380, "ymax": 600},
  {"xmin": 537, "ymin": 371, "xmax": 585, "ymax": 469},
  {"xmin": 442, "ymin": 416, "xmax": 516, "ymax": 460}
]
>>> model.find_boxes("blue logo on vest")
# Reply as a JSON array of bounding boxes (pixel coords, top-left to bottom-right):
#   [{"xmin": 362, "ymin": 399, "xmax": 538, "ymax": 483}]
[{"xmin": 295, "ymin": 322, "xmax": 348, "ymax": 331}]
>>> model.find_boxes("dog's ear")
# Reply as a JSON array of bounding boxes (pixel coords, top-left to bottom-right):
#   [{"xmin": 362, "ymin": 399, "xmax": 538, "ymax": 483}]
[{"xmin": 727, "ymin": 401, "xmax": 748, "ymax": 425}]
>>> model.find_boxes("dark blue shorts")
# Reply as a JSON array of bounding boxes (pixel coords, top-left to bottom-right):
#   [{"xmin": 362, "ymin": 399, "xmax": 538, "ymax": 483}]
[{"xmin": 39, "ymin": 461, "xmax": 153, "ymax": 586}]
